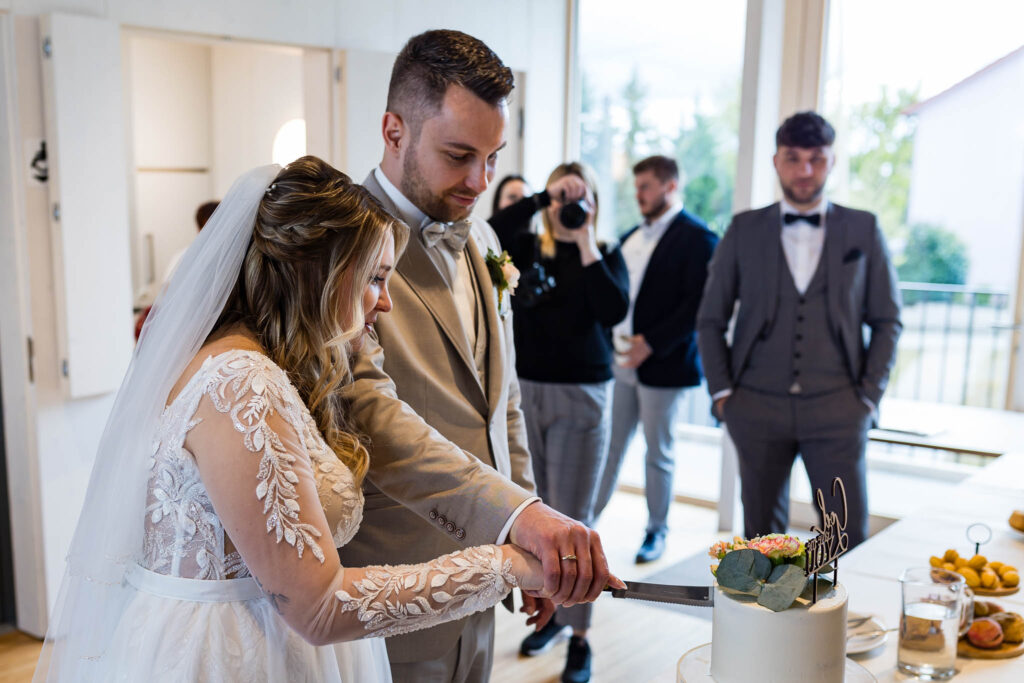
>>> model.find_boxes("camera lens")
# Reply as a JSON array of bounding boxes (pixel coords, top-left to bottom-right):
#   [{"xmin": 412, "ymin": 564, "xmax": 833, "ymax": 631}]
[{"xmin": 559, "ymin": 199, "xmax": 588, "ymax": 230}]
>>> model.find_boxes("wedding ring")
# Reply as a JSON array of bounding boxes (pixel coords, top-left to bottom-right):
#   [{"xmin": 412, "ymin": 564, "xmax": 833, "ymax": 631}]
[{"xmin": 560, "ymin": 554, "xmax": 577, "ymax": 562}]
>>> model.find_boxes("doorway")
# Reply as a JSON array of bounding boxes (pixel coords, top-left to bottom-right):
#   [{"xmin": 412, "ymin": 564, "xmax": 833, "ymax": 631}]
[{"xmin": 123, "ymin": 31, "xmax": 334, "ymax": 311}]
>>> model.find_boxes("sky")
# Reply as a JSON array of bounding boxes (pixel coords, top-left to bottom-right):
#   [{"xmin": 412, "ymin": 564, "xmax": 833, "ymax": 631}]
[{"xmin": 578, "ymin": 0, "xmax": 1024, "ymax": 135}]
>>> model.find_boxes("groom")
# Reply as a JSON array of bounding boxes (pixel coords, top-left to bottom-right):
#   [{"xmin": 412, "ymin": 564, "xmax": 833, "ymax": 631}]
[{"xmin": 341, "ymin": 30, "xmax": 612, "ymax": 682}]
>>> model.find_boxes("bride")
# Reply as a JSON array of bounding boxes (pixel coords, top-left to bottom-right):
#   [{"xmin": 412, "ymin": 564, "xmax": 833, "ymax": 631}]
[{"xmin": 33, "ymin": 157, "xmax": 551, "ymax": 682}]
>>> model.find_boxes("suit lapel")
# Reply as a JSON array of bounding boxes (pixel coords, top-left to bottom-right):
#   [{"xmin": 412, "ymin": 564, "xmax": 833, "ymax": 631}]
[
  {"xmin": 362, "ymin": 172, "xmax": 485, "ymax": 402},
  {"xmin": 634, "ymin": 217, "xmax": 675, "ymax": 303},
  {"xmin": 466, "ymin": 231, "xmax": 505, "ymax": 418},
  {"xmin": 823, "ymin": 203, "xmax": 844, "ymax": 341},
  {"xmin": 762, "ymin": 204, "xmax": 782, "ymax": 332}
]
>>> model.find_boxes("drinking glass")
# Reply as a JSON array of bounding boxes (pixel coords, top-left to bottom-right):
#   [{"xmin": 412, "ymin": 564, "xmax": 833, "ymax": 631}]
[{"xmin": 897, "ymin": 567, "xmax": 974, "ymax": 680}]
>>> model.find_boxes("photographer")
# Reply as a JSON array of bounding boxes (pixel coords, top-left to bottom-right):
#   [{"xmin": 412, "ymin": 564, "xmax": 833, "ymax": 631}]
[{"xmin": 490, "ymin": 162, "xmax": 628, "ymax": 683}]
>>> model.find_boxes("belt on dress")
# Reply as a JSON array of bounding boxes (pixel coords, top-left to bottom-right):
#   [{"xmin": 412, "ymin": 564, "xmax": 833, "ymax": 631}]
[{"xmin": 125, "ymin": 563, "xmax": 262, "ymax": 603}]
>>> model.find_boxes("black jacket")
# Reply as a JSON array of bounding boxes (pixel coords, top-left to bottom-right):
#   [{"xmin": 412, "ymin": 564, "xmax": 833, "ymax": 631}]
[{"xmin": 622, "ymin": 209, "xmax": 718, "ymax": 388}]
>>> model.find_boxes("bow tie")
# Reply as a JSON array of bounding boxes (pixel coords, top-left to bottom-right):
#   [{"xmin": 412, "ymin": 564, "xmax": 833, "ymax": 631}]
[
  {"xmin": 421, "ymin": 220, "xmax": 472, "ymax": 251},
  {"xmin": 783, "ymin": 212, "xmax": 822, "ymax": 227}
]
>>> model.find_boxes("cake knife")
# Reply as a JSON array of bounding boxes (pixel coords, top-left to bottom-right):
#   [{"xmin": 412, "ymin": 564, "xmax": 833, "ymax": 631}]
[{"xmin": 603, "ymin": 581, "xmax": 714, "ymax": 607}]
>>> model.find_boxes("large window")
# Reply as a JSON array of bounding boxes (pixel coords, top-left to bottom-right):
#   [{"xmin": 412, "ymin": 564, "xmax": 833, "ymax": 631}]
[
  {"xmin": 578, "ymin": 0, "xmax": 747, "ymax": 238},
  {"xmin": 822, "ymin": 0, "xmax": 1024, "ymax": 407}
]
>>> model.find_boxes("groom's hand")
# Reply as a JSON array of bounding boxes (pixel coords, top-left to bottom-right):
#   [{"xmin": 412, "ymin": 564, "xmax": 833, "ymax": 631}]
[
  {"xmin": 519, "ymin": 593, "xmax": 555, "ymax": 631},
  {"xmin": 509, "ymin": 502, "xmax": 610, "ymax": 606}
]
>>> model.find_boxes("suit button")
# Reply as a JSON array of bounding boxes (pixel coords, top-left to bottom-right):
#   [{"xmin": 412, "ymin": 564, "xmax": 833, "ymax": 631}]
[
  {"xmin": 793, "ymin": 369, "xmax": 800, "ymax": 376},
  {"xmin": 799, "ymin": 297, "xmax": 806, "ymax": 304},
  {"xmin": 794, "ymin": 352, "xmax": 801, "ymax": 359},
  {"xmin": 437, "ymin": 515, "xmax": 447, "ymax": 526},
  {"xmin": 446, "ymin": 522, "xmax": 456, "ymax": 533},
  {"xmin": 795, "ymin": 334, "xmax": 803, "ymax": 341},
  {"xmin": 455, "ymin": 528, "xmax": 466, "ymax": 540},
  {"xmin": 797, "ymin": 315, "xmax": 805, "ymax": 322},
  {"xmin": 428, "ymin": 510, "xmax": 438, "ymax": 520}
]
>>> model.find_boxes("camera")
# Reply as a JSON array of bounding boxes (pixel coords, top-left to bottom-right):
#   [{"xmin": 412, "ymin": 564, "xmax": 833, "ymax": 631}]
[
  {"xmin": 515, "ymin": 261, "xmax": 557, "ymax": 308},
  {"xmin": 558, "ymin": 192, "xmax": 589, "ymax": 230}
]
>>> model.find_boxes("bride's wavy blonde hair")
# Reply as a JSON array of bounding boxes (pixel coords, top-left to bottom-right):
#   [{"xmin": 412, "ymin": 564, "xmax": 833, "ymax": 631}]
[{"xmin": 213, "ymin": 156, "xmax": 408, "ymax": 484}]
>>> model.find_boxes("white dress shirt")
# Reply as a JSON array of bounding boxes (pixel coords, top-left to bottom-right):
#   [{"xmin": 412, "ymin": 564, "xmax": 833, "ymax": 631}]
[
  {"xmin": 372, "ymin": 167, "xmax": 538, "ymax": 541},
  {"xmin": 780, "ymin": 197, "xmax": 828, "ymax": 294},
  {"xmin": 613, "ymin": 202, "xmax": 682, "ymax": 341}
]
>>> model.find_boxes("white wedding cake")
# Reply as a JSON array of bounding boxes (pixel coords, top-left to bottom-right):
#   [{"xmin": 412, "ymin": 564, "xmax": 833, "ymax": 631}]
[{"xmin": 709, "ymin": 583, "xmax": 848, "ymax": 683}]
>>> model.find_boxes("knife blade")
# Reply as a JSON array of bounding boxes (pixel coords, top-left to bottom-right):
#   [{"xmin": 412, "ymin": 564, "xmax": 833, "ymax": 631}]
[{"xmin": 604, "ymin": 581, "xmax": 714, "ymax": 607}]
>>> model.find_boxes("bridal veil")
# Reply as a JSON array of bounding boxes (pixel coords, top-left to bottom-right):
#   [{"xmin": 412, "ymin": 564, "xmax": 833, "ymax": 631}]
[{"xmin": 34, "ymin": 165, "xmax": 280, "ymax": 681}]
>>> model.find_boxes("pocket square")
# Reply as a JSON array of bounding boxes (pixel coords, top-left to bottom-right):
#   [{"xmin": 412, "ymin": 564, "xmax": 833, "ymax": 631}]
[{"xmin": 842, "ymin": 248, "xmax": 864, "ymax": 263}]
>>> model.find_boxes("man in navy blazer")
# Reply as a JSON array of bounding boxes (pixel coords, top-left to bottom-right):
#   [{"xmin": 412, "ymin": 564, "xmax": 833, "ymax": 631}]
[
  {"xmin": 594, "ymin": 155, "xmax": 718, "ymax": 563},
  {"xmin": 696, "ymin": 112, "xmax": 902, "ymax": 549}
]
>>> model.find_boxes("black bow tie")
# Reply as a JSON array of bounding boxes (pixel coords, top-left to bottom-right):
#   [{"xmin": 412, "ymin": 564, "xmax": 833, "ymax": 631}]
[{"xmin": 783, "ymin": 212, "xmax": 821, "ymax": 226}]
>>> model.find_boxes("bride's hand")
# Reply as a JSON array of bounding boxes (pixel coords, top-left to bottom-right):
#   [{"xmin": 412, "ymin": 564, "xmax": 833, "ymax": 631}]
[
  {"xmin": 502, "ymin": 545, "xmax": 627, "ymax": 603},
  {"xmin": 502, "ymin": 544, "xmax": 545, "ymax": 593}
]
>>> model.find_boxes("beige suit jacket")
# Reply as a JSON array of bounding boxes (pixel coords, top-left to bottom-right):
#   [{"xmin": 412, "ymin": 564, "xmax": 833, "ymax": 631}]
[{"xmin": 338, "ymin": 171, "xmax": 536, "ymax": 662}]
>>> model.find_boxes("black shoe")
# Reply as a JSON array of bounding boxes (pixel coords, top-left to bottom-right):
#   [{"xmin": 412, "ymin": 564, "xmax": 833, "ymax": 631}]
[
  {"xmin": 561, "ymin": 636, "xmax": 592, "ymax": 683},
  {"xmin": 520, "ymin": 619, "xmax": 571, "ymax": 656},
  {"xmin": 635, "ymin": 531, "xmax": 666, "ymax": 563}
]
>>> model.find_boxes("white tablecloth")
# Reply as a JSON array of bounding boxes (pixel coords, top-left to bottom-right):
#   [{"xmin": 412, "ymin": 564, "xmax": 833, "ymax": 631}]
[
  {"xmin": 682, "ymin": 453, "xmax": 1024, "ymax": 682},
  {"xmin": 842, "ymin": 452, "xmax": 1024, "ymax": 681}
]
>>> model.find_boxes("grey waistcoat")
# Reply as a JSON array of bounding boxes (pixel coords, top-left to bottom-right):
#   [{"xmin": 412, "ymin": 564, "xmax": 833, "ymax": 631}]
[{"xmin": 740, "ymin": 244, "xmax": 850, "ymax": 396}]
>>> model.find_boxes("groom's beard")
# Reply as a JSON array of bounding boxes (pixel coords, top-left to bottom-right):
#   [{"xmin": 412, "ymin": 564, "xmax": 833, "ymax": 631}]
[{"xmin": 401, "ymin": 148, "xmax": 475, "ymax": 223}]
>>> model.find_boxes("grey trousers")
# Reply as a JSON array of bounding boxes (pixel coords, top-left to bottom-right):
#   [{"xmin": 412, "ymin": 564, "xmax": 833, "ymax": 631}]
[
  {"xmin": 594, "ymin": 365, "xmax": 684, "ymax": 536},
  {"xmin": 722, "ymin": 385, "xmax": 872, "ymax": 549},
  {"xmin": 388, "ymin": 609, "xmax": 494, "ymax": 683},
  {"xmin": 519, "ymin": 378, "xmax": 612, "ymax": 631}
]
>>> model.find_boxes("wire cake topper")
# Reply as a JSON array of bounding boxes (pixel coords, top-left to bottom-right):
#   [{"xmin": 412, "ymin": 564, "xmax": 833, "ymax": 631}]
[{"xmin": 803, "ymin": 477, "xmax": 850, "ymax": 603}]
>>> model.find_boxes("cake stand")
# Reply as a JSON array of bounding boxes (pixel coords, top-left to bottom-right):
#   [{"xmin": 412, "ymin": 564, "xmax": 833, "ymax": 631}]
[{"xmin": 677, "ymin": 643, "xmax": 875, "ymax": 682}]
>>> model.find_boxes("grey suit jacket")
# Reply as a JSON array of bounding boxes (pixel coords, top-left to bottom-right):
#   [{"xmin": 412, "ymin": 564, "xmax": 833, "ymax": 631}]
[
  {"xmin": 338, "ymin": 171, "xmax": 535, "ymax": 661},
  {"xmin": 696, "ymin": 202, "xmax": 902, "ymax": 407}
]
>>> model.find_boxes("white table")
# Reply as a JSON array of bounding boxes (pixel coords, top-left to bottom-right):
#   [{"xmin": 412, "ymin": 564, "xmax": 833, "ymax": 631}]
[
  {"xmin": 839, "ymin": 453, "xmax": 1024, "ymax": 681},
  {"xmin": 870, "ymin": 399, "xmax": 1024, "ymax": 457},
  {"xmin": 717, "ymin": 400, "xmax": 1024, "ymax": 531},
  {"xmin": 686, "ymin": 453, "xmax": 1024, "ymax": 682}
]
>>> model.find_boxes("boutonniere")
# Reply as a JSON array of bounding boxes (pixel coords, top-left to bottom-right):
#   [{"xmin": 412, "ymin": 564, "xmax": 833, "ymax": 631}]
[{"xmin": 485, "ymin": 248, "xmax": 519, "ymax": 315}]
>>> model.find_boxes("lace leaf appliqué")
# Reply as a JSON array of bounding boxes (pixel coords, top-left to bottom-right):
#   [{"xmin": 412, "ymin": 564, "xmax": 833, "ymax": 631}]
[
  {"xmin": 335, "ymin": 545, "xmax": 516, "ymax": 638},
  {"xmin": 209, "ymin": 356, "xmax": 325, "ymax": 564}
]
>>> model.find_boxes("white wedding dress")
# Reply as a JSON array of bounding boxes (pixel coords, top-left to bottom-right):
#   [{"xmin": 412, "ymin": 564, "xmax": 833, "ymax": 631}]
[{"xmin": 94, "ymin": 348, "xmax": 517, "ymax": 682}]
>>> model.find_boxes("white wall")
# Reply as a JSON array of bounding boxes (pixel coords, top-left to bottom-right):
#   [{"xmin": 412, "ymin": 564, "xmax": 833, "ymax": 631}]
[
  {"xmin": 906, "ymin": 52, "xmax": 1024, "ymax": 293},
  {"xmin": 126, "ymin": 36, "xmax": 212, "ymax": 302},
  {"xmin": 2, "ymin": 0, "xmax": 570, "ymax": 633},
  {"xmin": 7, "ymin": 14, "xmax": 121, "ymax": 635},
  {"xmin": 210, "ymin": 43, "xmax": 305, "ymax": 196},
  {"xmin": 338, "ymin": 48, "xmax": 393, "ymax": 181},
  {"xmin": 0, "ymin": 10, "xmax": 49, "ymax": 637}
]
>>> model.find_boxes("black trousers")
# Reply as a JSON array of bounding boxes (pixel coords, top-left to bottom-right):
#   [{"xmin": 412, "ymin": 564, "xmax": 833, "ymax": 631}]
[{"xmin": 722, "ymin": 385, "xmax": 873, "ymax": 549}]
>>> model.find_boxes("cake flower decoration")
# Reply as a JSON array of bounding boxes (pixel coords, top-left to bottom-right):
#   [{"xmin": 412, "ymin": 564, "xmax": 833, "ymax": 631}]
[{"xmin": 707, "ymin": 534, "xmax": 819, "ymax": 612}]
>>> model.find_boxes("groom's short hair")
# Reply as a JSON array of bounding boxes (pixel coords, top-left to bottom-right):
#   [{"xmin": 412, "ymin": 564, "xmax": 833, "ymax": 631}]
[
  {"xmin": 776, "ymin": 111, "xmax": 836, "ymax": 149},
  {"xmin": 387, "ymin": 30, "xmax": 514, "ymax": 133}
]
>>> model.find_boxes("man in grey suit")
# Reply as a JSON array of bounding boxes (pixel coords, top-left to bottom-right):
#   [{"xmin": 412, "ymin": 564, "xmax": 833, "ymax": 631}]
[
  {"xmin": 340, "ymin": 30, "xmax": 614, "ymax": 682},
  {"xmin": 696, "ymin": 111, "xmax": 902, "ymax": 549}
]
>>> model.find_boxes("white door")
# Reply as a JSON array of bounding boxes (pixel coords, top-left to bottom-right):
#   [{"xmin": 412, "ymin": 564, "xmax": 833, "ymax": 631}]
[{"xmin": 39, "ymin": 13, "xmax": 133, "ymax": 398}]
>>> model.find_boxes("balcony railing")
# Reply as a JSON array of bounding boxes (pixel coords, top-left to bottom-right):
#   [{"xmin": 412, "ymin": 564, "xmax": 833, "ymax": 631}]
[
  {"xmin": 889, "ymin": 282, "xmax": 1016, "ymax": 409},
  {"xmin": 676, "ymin": 281, "xmax": 1017, "ymax": 427}
]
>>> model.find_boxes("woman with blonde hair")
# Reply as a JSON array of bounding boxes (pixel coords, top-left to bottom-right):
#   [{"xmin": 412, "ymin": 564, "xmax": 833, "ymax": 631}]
[
  {"xmin": 35, "ymin": 156, "xmax": 547, "ymax": 682},
  {"xmin": 490, "ymin": 162, "xmax": 629, "ymax": 683}
]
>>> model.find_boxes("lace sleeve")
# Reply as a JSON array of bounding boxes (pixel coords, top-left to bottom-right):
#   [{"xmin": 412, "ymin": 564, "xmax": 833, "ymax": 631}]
[
  {"xmin": 334, "ymin": 545, "xmax": 516, "ymax": 638},
  {"xmin": 186, "ymin": 351, "xmax": 520, "ymax": 646}
]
